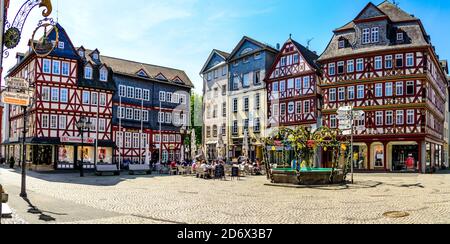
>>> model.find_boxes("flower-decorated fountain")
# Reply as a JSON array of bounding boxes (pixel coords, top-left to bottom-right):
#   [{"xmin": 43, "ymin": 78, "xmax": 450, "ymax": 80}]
[{"xmin": 263, "ymin": 126, "xmax": 350, "ymax": 185}]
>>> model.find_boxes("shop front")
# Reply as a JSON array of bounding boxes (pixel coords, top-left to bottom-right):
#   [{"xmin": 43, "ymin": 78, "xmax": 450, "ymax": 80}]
[{"xmin": 387, "ymin": 142, "xmax": 419, "ymax": 171}]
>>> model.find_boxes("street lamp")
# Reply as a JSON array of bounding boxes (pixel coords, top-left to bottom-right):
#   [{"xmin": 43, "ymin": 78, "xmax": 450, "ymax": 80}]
[{"xmin": 76, "ymin": 116, "xmax": 93, "ymax": 177}]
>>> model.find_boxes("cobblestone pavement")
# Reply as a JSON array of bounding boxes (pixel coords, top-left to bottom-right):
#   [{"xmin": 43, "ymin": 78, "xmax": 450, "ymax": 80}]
[
  {"xmin": 1, "ymin": 166, "xmax": 450, "ymax": 224},
  {"xmin": 1, "ymin": 206, "xmax": 28, "ymax": 224}
]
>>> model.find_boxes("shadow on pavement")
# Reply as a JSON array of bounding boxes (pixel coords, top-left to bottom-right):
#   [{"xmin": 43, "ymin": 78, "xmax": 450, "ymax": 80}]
[{"xmin": 22, "ymin": 197, "xmax": 59, "ymax": 223}]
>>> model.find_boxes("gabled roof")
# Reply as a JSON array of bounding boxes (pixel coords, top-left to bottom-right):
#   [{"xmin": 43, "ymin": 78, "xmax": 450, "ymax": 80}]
[
  {"xmin": 228, "ymin": 36, "xmax": 278, "ymax": 61},
  {"xmin": 83, "ymin": 49, "xmax": 194, "ymax": 87},
  {"xmin": 291, "ymin": 39, "xmax": 319, "ymax": 70},
  {"xmin": 200, "ymin": 49, "xmax": 229, "ymax": 74},
  {"xmin": 335, "ymin": 1, "xmax": 418, "ymax": 32}
]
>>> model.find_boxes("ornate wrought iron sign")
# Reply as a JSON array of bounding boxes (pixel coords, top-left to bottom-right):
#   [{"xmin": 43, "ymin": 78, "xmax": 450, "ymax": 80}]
[
  {"xmin": 30, "ymin": 18, "xmax": 59, "ymax": 57},
  {"xmin": 3, "ymin": 0, "xmax": 53, "ymax": 57}
]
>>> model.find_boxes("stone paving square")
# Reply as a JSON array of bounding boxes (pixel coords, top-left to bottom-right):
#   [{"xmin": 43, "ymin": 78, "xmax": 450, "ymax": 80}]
[{"xmin": 1, "ymin": 166, "xmax": 450, "ymax": 224}]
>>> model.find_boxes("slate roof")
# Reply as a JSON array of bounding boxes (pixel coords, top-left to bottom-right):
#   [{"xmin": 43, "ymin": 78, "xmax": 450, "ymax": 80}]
[
  {"xmin": 199, "ymin": 49, "xmax": 230, "ymax": 74},
  {"xmin": 291, "ymin": 39, "xmax": 319, "ymax": 70},
  {"xmin": 228, "ymin": 36, "xmax": 278, "ymax": 62},
  {"xmin": 318, "ymin": 1, "xmax": 430, "ymax": 61},
  {"xmin": 82, "ymin": 49, "xmax": 193, "ymax": 88}
]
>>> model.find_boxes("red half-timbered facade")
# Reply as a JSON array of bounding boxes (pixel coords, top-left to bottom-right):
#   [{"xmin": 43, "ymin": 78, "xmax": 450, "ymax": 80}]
[
  {"xmin": 266, "ymin": 38, "xmax": 321, "ymax": 132},
  {"xmin": 5, "ymin": 24, "xmax": 115, "ymax": 170},
  {"xmin": 317, "ymin": 2, "xmax": 448, "ymax": 172}
]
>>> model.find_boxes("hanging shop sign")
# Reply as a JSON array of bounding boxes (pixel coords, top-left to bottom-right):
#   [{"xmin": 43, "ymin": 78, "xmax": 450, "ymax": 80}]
[
  {"xmin": 6, "ymin": 77, "xmax": 29, "ymax": 90},
  {"xmin": 1, "ymin": 92, "xmax": 31, "ymax": 107}
]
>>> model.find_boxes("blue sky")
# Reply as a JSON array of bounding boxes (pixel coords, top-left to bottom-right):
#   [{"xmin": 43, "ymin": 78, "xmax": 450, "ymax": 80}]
[{"xmin": 4, "ymin": 0, "xmax": 450, "ymax": 93}]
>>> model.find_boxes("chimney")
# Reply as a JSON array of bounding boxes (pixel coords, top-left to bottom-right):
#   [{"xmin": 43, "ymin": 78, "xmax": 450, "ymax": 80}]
[
  {"xmin": 16, "ymin": 53, "xmax": 25, "ymax": 64},
  {"xmin": 276, "ymin": 43, "xmax": 281, "ymax": 50}
]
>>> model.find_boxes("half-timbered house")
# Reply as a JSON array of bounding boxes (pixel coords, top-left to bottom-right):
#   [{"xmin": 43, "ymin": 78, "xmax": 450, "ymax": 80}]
[
  {"xmin": 4, "ymin": 24, "xmax": 116, "ymax": 170},
  {"xmin": 317, "ymin": 1, "xmax": 449, "ymax": 172},
  {"xmin": 266, "ymin": 37, "xmax": 321, "ymax": 133}
]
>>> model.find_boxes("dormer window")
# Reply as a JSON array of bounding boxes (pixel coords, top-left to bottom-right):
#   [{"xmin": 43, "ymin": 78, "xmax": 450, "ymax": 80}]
[
  {"xmin": 100, "ymin": 67, "xmax": 108, "ymax": 81},
  {"xmin": 93, "ymin": 53, "xmax": 99, "ymax": 60},
  {"xmin": 79, "ymin": 50, "xmax": 85, "ymax": 58},
  {"xmin": 397, "ymin": 32, "xmax": 404, "ymax": 42},
  {"xmin": 371, "ymin": 27, "xmax": 379, "ymax": 43},
  {"xmin": 84, "ymin": 65, "xmax": 93, "ymax": 79},
  {"xmin": 58, "ymin": 42, "xmax": 65, "ymax": 49},
  {"xmin": 338, "ymin": 40, "xmax": 345, "ymax": 49}
]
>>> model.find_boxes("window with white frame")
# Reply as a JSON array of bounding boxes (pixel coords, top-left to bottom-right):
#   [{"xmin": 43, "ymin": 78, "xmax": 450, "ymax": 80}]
[
  {"xmin": 125, "ymin": 133, "xmax": 132, "ymax": 148},
  {"xmin": 91, "ymin": 92, "xmax": 98, "ymax": 105},
  {"xmin": 407, "ymin": 110, "xmax": 415, "ymax": 125},
  {"xmin": 159, "ymin": 91, "xmax": 166, "ymax": 102},
  {"xmin": 242, "ymin": 73, "xmax": 250, "ymax": 87},
  {"xmin": 348, "ymin": 86, "xmax": 355, "ymax": 100},
  {"xmin": 362, "ymin": 28, "xmax": 370, "ymax": 44},
  {"xmin": 281, "ymin": 57, "xmax": 286, "ymax": 66},
  {"xmin": 127, "ymin": 87, "xmax": 134, "ymax": 98},
  {"xmin": 386, "ymin": 111, "xmax": 394, "ymax": 125},
  {"xmin": 397, "ymin": 32, "xmax": 404, "ymax": 42},
  {"xmin": 62, "ymin": 62, "xmax": 70, "ymax": 76},
  {"xmin": 304, "ymin": 101, "xmax": 311, "ymax": 113},
  {"xmin": 42, "ymin": 87, "xmax": 50, "ymax": 101},
  {"xmin": 158, "ymin": 112, "xmax": 164, "ymax": 123},
  {"xmin": 82, "ymin": 91, "xmax": 90, "ymax": 104},
  {"xmin": 51, "ymin": 88, "xmax": 59, "ymax": 102},
  {"xmin": 100, "ymin": 93, "xmax": 106, "ymax": 106},
  {"xmin": 338, "ymin": 40, "xmax": 345, "ymax": 49},
  {"xmin": 280, "ymin": 80, "xmax": 286, "ymax": 92},
  {"xmin": 165, "ymin": 113, "xmax": 172, "ymax": 124},
  {"xmin": 60, "ymin": 89, "xmax": 68, "ymax": 103},
  {"xmin": 133, "ymin": 133, "xmax": 140, "ymax": 148},
  {"xmin": 287, "ymin": 79, "xmax": 294, "ymax": 90},
  {"xmin": 280, "ymin": 104, "xmax": 286, "ymax": 115},
  {"xmin": 135, "ymin": 88, "xmax": 142, "ymax": 100},
  {"xmin": 385, "ymin": 82, "xmax": 393, "ymax": 97},
  {"xmin": 50, "ymin": 115, "xmax": 58, "ymax": 129},
  {"xmin": 295, "ymin": 78, "xmax": 301, "ymax": 90},
  {"xmin": 99, "ymin": 119, "xmax": 106, "ymax": 132},
  {"xmin": 375, "ymin": 83, "xmax": 383, "ymax": 97},
  {"xmin": 328, "ymin": 63, "xmax": 336, "ymax": 75},
  {"xmin": 126, "ymin": 108, "xmax": 133, "ymax": 120},
  {"xmin": 371, "ymin": 27, "xmax": 379, "ymax": 43},
  {"xmin": 254, "ymin": 118, "xmax": 261, "ymax": 132},
  {"xmin": 406, "ymin": 53, "xmax": 414, "ymax": 67},
  {"xmin": 337, "ymin": 61, "xmax": 344, "ymax": 74},
  {"xmin": 233, "ymin": 75, "xmax": 239, "ymax": 90},
  {"xmin": 134, "ymin": 109, "xmax": 141, "ymax": 121},
  {"xmin": 255, "ymin": 93, "xmax": 260, "ymax": 109},
  {"xmin": 406, "ymin": 81, "xmax": 415, "ymax": 95},
  {"xmin": 357, "ymin": 85, "xmax": 365, "ymax": 99},
  {"xmin": 396, "ymin": 54, "xmax": 403, "ymax": 67},
  {"xmin": 52, "ymin": 60, "xmax": 61, "ymax": 75},
  {"xmin": 396, "ymin": 110, "xmax": 404, "ymax": 125},
  {"xmin": 296, "ymin": 101, "xmax": 302, "ymax": 114},
  {"xmin": 396, "ymin": 82, "xmax": 404, "ymax": 96},
  {"xmin": 375, "ymin": 56, "xmax": 382, "ymax": 70},
  {"xmin": 166, "ymin": 92, "xmax": 172, "ymax": 103},
  {"xmin": 293, "ymin": 53, "xmax": 299, "ymax": 63},
  {"xmin": 385, "ymin": 55, "xmax": 393, "ymax": 69},
  {"xmin": 43, "ymin": 59, "xmax": 51, "ymax": 74},
  {"xmin": 303, "ymin": 76, "xmax": 311, "ymax": 90},
  {"xmin": 143, "ymin": 89, "xmax": 150, "ymax": 101},
  {"xmin": 347, "ymin": 60, "xmax": 354, "ymax": 73},
  {"xmin": 119, "ymin": 85, "xmax": 126, "ymax": 97},
  {"xmin": 42, "ymin": 114, "xmax": 49, "ymax": 128},
  {"xmin": 329, "ymin": 88, "xmax": 336, "ymax": 102},
  {"xmin": 272, "ymin": 82, "xmax": 279, "ymax": 93},
  {"xmin": 233, "ymin": 98, "xmax": 238, "ymax": 113},
  {"xmin": 181, "ymin": 114, "xmax": 187, "ymax": 125},
  {"xmin": 100, "ymin": 67, "xmax": 108, "ymax": 81},
  {"xmin": 90, "ymin": 118, "xmax": 97, "ymax": 131},
  {"xmin": 376, "ymin": 111, "xmax": 383, "ymax": 126},
  {"xmin": 84, "ymin": 66, "xmax": 93, "ymax": 79},
  {"xmin": 338, "ymin": 87, "xmax": 345, "ymax": 101},
  {"xmin": 58, "ymin": 41, "xmax": 65, "ymax": 49},
  {"xmin": 154, "ymin": 134, "xmax": 160, "ymax": 143},
  {"xmin": 330, "ymin": 115, "xmax": 337, "ymax": 128},
  {"xmin": 243, "ymin": 97, "xmax": 249, "ymax": 111},
  {"xmin": 118, "ymin": 107, "xmax": 125, "ymax": 119},
  {"xmin": 173, "ymin": 93, "xmax": 179, "ymax": 103},
  {"xmin": 116, "ymin": 132, "xmax": 123, "ymax": 147},
  {"xmin": 272, "ymin": 104, "xmax": 279, "ymax": 117},
  {"xmin": 356, "ymin": 58, "xmax": 364, "ymax": 72},
  {"xmin": 232, "ymin": 120, "xmax": 238, "ymax": 134},
  {"xmin": 59, "ymin": 115, "xmax": 67, "ymax": 129},
  {"xmin": 142, "ymin": 110, "xmax": 149, "ymax": 122}
]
